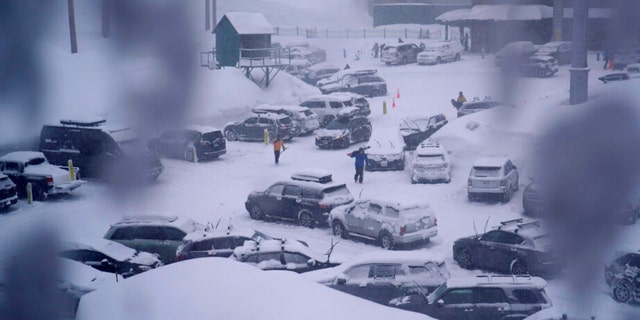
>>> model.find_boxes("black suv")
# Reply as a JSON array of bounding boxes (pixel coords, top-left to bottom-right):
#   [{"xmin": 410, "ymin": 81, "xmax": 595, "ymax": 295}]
[
  {"xmin": 244, "ymin": 172, "xmax": 354, "ymax": 228},
  {"xmin": 605, "ymin": 251, "xmax": 640, "ymax": 304},
  {"xmin": 148, "ymin": 125, "xmax": 226, "ymax": 162},
  {"xmin": 391, "ymin": 275, "xmax": 552, "ymax": 320},
  {"xmin": 315, "ymin": 110, "xmax": 372, "ymax": 149},
  {"xmin": 502, "ymin": 55, "xmax": 559, "ymax": 78},
  {"xmin": 224, "ymin": 113, "xmax": 296, "ymax": 142},
  {"xmin": 321, "ymin": 75, "xmax": 388, "ymax": 98},
  {"xmin": 453, "ymin": 219, "xmax": 561, "ymax": 276},
  {"xmin": 399, "ymin": 114, "xmax": 448, "ymax": 150},
  {"xmin": 40, "ymin": 119, "xmax": 164, "ymax": 182}
]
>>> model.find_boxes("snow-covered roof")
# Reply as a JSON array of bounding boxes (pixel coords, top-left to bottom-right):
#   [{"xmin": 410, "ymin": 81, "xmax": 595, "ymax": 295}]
[
  {"xmin": 253, "ymin": 104, "xmax": 309, "ymax": 113},
  {"xmin": 352, "ymin": 199, "xmax": 433, "ymax": 213},
  {"xmin": 446, "ymin": 275, "xmax": 547, "ymax": 289},
  {"xmin": 219, "ymin": 12, "xmax": 273, "ymax": 35},
  {"xmin": 328, "ymin": 92, "xmax": 365, "ymax": 100},
  {"xmin": 233, "ymin": 238, "xmax": 326, "ymax": 262},
  {"xmin": 60, "ymin": 238, "xmax": 137, "ymax": 262},
  {"xmin": 184, "ymin": 125, "xmax": 221, "ymax": 134},
  {"xmin": 472, "ymin": 156, "xmax": 509, "ymax": 167},
  {"xmin": 0, "ymin": 151, "xmax": 46, "ymax": 163},
  {"xmin": 437, "ymin": 5, "xmax": 553, "ymax": 22},
  {"xmin": 272, "ymin": 179, "xmax": 347, "ymax": 192},
  {"xmin": 183, "ymin": 227, "xmax": 266, "ymax": 242},
  {"xmin": 257, "ymin": 112, "xmax": 290, "ymax": 120},
  {"xmin": 112, "ymin": 215, "xmax": 204, "ymax": 233},
  {"xmin": 305, "ymin": 94, "xmax": 351, "ymax": 103}
]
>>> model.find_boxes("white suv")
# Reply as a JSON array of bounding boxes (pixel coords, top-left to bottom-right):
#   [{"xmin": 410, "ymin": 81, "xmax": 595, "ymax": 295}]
[
  {"xmin": 467, "ymin": 157, "xmax": 519, "ymax": 202},
  {"xmin": 411, "ymin": 142, "xmax": 451, "ymax": 184},
  {"xmin": 417, "ymin": 41, "xmax": 463, "ymax": 65},
  {"xmin": 300, "ymin": 94, "xmax": 362, "ymax": 127}
]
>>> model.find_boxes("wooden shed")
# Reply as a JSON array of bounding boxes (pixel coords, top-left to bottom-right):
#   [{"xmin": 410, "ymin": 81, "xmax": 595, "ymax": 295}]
[{"xmin": 213, "ymin": 12, "xmax": 274, "ymax": 67}]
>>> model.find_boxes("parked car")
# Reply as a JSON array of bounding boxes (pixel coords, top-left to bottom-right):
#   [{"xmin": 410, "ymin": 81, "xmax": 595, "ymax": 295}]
[
  {"xmin": 59, "ymin": 238, "xmax": 163, "ymax": 278},
  {"xmin": 0, "ymin": 151, "xmax": 85, "ymax": 201},
  {"xmin": 503, "ymin": 55, "xmax": 559, "ymax": 78},
  {"xmin": 495, "ymin": 41, "xmax": 537, "ymax": 67},
  {"xmin": 330, "ymin": 199, "xmax": 438, "ymax": 250},
  {"xmin": 300, "ymin": 94, "xmax": 366, "ymax": 127},
  {"xmin": 176, "ymin": 227, "xmax": 279, "ymax": 261},
  {"xmin": 223, "ymin": 113, "xmax": 296, "ymax": 142},
  {"xmin": 399, "ymin": 114, "xmax": 448, "ymax": 150},
  {"xmin": 522, "ymin": 180, "xmax": 544, "ymax": 217},
  {"xmin": 303, "ymin": 251, "xmax": 449, "ymax": 306},
  {"xmin": 245, "ymin": 172, "xmax": 354, "ymax": 228},
  {"xmin": 315, "ymin": 111, "xmax": 372, "ymax": 149},
  {"xmin": 317, "ymin": 68, "xmax": 378, "ymax": 88},
  {"xmin": 252, "ymin": 104, "xmax": 320, "ymax": 135},
  {"xmin": 327, "ymin": 92, "xmax": 371, "ymax": 116},
  {"xmin": 457, "ymin": 100, "xmax": 511, "ymax": 118},
  {"xmin": 103, "ymin": 215, "xmax": 205, "ymax": 264},
  {"xmin": 604, "ymin": 250, "xmax": 640, "ymax": 304},
  {"xmin": 0, "ymin": 173, "xmax": 17, "ymax": 210},
  {"xmin": 300, "ymin": 63, "xmax": 341, "ymax": 86},
  {"xmin": 285, "ymin": 42, "xmax": 327, "ymax": 65},
  {"xmin": 381, "ymin": 43, "xmax": 422, "ymax": 65},
  {"xmin": 279, "ymin": 58, "xmax": 313, "ymax": 78},
  {"xmin": 598, "ymin": 72, "xmax": 630, "ymax": 83},
  {"xmin": 612, "ymin": 48, "xmax": 640, "ymax": 70},
  {"xmin": 626, "ymin": 63, "xmax": 640, "ymax": 74},
  {"xmin": 320, "ymin": 73, "xmax": 388, "ymax": 98},
  {"xmin": 411, "ymin": 142, "xmax": 451, "ymax": 184},
  {"xmin": 40, "ymin": 119, "xmax": 163, "ymax": 182},
  {"xmin": 148, "ymin": 125, "xmax": 226, "ymax": 162},
  {"xmin": 390, "ymin": 274, "xmax": 552, "ymax": 320},
  {"xmin": 231, "ymin": 238, "xmax": 339, "ymax": 273},
  {"xmin": 535, "ymin": 41, "xmax": 572, "ymax": 65},
  {"xmin": 467, "ymin": 157, "xmax": 519, "ymax": 202},
  {"xmin": 417, "ymin": 41, "xmax": 463, "ymax": 65},
  {"xmin": 366, "ymin": 136, "xmax": 405, "ymax": 172},
  {"xmin": 453, "ymin": 218, "xmax": 561, "ymax": 276}
]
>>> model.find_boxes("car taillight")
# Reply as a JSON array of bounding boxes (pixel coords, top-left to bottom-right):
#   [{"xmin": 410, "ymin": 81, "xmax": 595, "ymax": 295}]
[
  {"xmin": 400, "ymin": 225, "xmax": 407, "ymax": 235},
  {"xmin": 280, "ymin": 126, "xmax": 287, "ymax": 130},
  {"xmin": 177, "ymin": 254, "xmax": 186, "ymax": 261},
  {"xmin": 500, "ymin": 180, "xmax": 507, "ymax": 187},
  {"xmin": 46, "ymin": 176, "xmax": 54, "ymax": 186},
  {"xmin": 319, "ymin": 203, "xmax": 328, "ymax": 209},
  {"xmin": 467, "ymin": 179, "xmax": 472, "ymax": 186},
  {"xmin": 434, "ymin": 217, "xmax": 438, "ymax": 226}
]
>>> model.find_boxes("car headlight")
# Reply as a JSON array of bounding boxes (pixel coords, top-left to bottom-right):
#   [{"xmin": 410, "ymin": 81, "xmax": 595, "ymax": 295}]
[{"xmin": 335, "ymin": 135, "xmax": 342, "ymax": 139}]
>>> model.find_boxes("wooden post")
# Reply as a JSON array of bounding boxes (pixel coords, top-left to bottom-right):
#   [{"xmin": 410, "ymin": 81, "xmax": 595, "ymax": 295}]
[
  {"xmin": 205, "ymin": 0, "xmax": 211, "ymax": 31},
  {"xmin": 68, "ymin": 0, "xmax": 78, "ymax": 53},
  {"xmin": 101, "ymin": 0, "xmax": 111, "ymax": 38}
]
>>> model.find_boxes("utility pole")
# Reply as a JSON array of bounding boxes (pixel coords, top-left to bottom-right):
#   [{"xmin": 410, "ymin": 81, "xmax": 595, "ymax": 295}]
[
  {"xmin": 569, "ymin": 0, "xmax": 588, "ymax": 105},
  {"xmin": 68, "ymin": 0, "xmax": 78, "ymax": 53},
  {"xmin": 102, "ymin": 0, "xmax": 111, "ymax": 38},
  {"xmin": 212, "ymin": 0, "xmax": 217, "ymax": 26},
  {"xmin": 205, "ymin": 0, "xmax": 210, "ymax": 31},
  {"xmin": 552, "ymin": 0, "xmax": 564, "ymax": 41}
]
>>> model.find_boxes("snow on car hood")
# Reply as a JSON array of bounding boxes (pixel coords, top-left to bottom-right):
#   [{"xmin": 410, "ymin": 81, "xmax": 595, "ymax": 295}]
[
  {"xmin": 316, "ymin": 128, "xmax": 346, "ymax": 138},
  {"xmin": 129, "ymin": 251, "xmax": 162, "ymax": 266},
  {"xmin": 24, "ymin": 164, "xmax": 72, "ymax": 185}
]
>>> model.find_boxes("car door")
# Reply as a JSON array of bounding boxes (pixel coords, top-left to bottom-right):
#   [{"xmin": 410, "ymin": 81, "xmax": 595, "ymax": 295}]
[
  {"xmin": 473, "ymin": 288, "xmax": 510, "ymax": 320},
  {"xmin": 431, "ymin": 288, "xmax": 474, "ymax": 320},
  {"xmin": 282, "ymin": 252, "xmax": 314, "ymax": 272},
  {"xmin": 257, "ymin": 118, "xmax": 273, "ymax": 140},
  {"xmin": 364, "ymin": 264, "xmax": 405, "ymax": 304},
  {"xmin": 157, "ymin": 130, "xmax": 178, "ymax": 157},
  {"xmin": 282, "ymin": 185, "xmax": 303, "ymax": 220},
  {"xmin": 474, "ymin": 231, "xmax": 507, "ymax": 270},
  {"xmin": 159, "ymin": 226, "xmax": 188, "ymax": 264},
  {"xmin": 361, "ymin": 202, "xmax": 384, "ymax": 238},
  {"xmin": 261, "ymin": 184, "xmax": 285, "ymax": 217},
  {"xmin": 240, "ymin": 117, "xmax": 259, "ymax": 139},
  {"xmin": 344, "ymin": 202, "xmax": 367, "ymax": 235}
]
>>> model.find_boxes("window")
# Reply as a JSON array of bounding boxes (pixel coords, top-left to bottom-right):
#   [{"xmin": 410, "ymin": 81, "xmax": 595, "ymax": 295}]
[
  {"xmin": 258, "ymin": 118, "xmax": 272, "ymax": 125},
  {"xmin": 162, "ymin": 227, "xmax": 186, "ymax": 241},
  {"xmin": 268, "ymin": 184, "xmax": 285, "ymax": 197},
  {"xmin": 301, "ymin": 101, "xmax": 325, "ymax": 109},
  {"xmin": 474, "ymin": 288, "xmax": 507, "ymax": 304},
  {"xmin": 134, "ymin": 226, "xmax": 164, "ymax": 240},
  {"xmin": 108, "ymin": 227, "xmax": 137, "ymax": 240},
  {"xmin": 283, "ymin": 252, "xmax": 310, "ymax": 264},
  {"xmin": 233, "ymin": 237, "xmax": 251, "ymax": 247},
  {"xmin": 512, "ymin": 289, "xmax": 545, "ymax": 304},
  {"xmin": 283, "ymin": 185, "xmax": 301, "ymax": 198},
  {"xmin": 441, "ymin": 289, "xmax": 473, "ymax": 304},
  {"xmin": 628, "ymin": 255, "xmax": 640, "ymax": 268},
  {"xmin": 329, "ymin": 102, "xmax": 343, "ymax": 109},
  {"xmin": 2, "ymin": 162, "xmax": 20, "ymax": 173},
  {"xmin": 83, "ymin": 250, "xmax": 110, "ymax": 263},
  {"xmin": 368, "ymin": 203, "xmax": 382, "ymax": 215},
  {"xmin": 369, "ymin": 264, "xmax": 397, "ymax": 279},
  {"xmin": 344, "ymin": 265, "xmax": 370, "ymax": 280},
  {"xmin": 191, "ymin": 239, "xmax": 215, "ymax": 251},
  {"xmin": 244, "ymin": 118, "xmax": 258, "ymax": 125},
  {"xmin": 258, "ymin": 252, "xmax": 284, "ymax": 265},
  {"xmin": 500, "ymin": 232, "xmax": 525, "ymax": 245},
  {"xmin": 480, "ymin": 231, "xmax": 504, "ymax": 243},
  {"xmin": 244, "ymin": 254, "xmax": 260, "ymax": 264},
  {"xmin": 381, "ymin": 206, "xmax": 399, "ymax": 218}
]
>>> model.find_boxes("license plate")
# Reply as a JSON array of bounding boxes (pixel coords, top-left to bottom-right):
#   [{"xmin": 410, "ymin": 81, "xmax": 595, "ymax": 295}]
[{"xmin": 380, "ymin": 161, "xmax": 387, "ymax": 167}]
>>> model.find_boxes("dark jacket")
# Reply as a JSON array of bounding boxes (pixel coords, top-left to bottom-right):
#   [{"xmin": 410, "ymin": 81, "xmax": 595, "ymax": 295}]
[{"xmin": 349, "ymin": 151, "xmax": 368, "ymax": 167}]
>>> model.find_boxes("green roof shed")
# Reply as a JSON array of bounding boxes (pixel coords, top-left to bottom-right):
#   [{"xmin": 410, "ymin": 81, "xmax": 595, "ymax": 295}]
[{"xmin": 213, "ymin": 12, "xmax": 274, "ymax": 67}]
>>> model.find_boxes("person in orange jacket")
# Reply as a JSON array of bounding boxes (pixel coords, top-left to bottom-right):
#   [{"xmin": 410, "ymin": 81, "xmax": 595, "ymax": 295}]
[{"xmin": 273, "ymin": 136, "xmax": 286, "ymax": 164}]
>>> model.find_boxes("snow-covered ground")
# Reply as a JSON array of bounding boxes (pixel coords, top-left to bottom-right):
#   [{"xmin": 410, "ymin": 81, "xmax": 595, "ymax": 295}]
[{"xmin": 2, "ymin": 1, "xmax": 640, "ymax": 319}]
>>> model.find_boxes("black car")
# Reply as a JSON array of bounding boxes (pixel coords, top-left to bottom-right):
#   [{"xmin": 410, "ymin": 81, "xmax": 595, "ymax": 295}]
[
  {"xmin": 536, "ymin": 41, "xmax": 572, "ymax": 65},
  {"xmin": 301, "ymin": 64, "xmax": 341, "ymax": 86},
  {"xmin": 605, "ymin": 251, "xmax": 640, "ymax": 304},
  {"xmin": 244, "ymin": 172, "xmax": 354, "ymax": 228},
  {"xmin": 315, "ymin": 111, "xmax": 372, "ymax": 149},
  {"xmin": 502, "ymin": 55, "xmax": 559, "ymax": 78},
  {"xmin": 598, "ymin": 72, "xmax": 630, "ymax": 83},
  {"xmin": 148, "ymin": 125, "xmax": 226, "ymax": 162},
  {"xmin": 365, "ymin": 138, "xmax": 405, "ymax": 171},
  {"xmin": 320, "ymin": 74, "xmax": 388, "ymax": 98},
  {"xmin": 453, "ymin": 219, "xmax": 561, "ymax": 276},
  {"xmin": 0, "ymin": 173, "xmax": 17, "ymax": 210},
  {"xmin": 40, "ymin": 119, "xmax": 164, "ymax": 182},
  {"xmin": 399, "ymin": 114, "xmax": 448, "ymax": 150},
  {"xmin": 390, "ymin": 275, "xmax": 552, "ymax": 320},
  {"xmin": 176, "ymin": 227, "xmax": 275, "ymax": 261},
  {"xmin": 224, "ymin": 113, "xmax": 296, "ymax": 142}
]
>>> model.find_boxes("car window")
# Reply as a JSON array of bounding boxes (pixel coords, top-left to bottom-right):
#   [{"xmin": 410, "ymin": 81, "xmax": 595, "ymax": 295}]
[
  {"xmin": 83, "ymin": 250, "xmax": 110, "ymax": 263},
  {"xmin": 162, "ymin": 227, "xmax": 186, "ymax": 241},
  {"xmin": 108, "ymin": 227, "xmax": 137, "ymax": 240},
  {"xmin": 472, "ymin": 166, "xmax": 502, "ymax": 177},
  {"xmin": 500, "ymin": 232, "xmax": 525, "ymax": 245},
  {"xmin": 369, "ymin": 264, "xmax": 398, "ymax": 279},
  {"xmin": 474, "ymin": 288, "xmax": 508, "ymax": 304},
  {"xmin": 283, "ymin": 185, "xmax": 301, "ymax": 198},
  {"xmin": 258, "ymin": 118, "xmax": 271, "ymax": 125},
  {"xmin": 480, "ymin": 231, "xmax": 503, "ymax": 243},
  {"xmin": 268, "ymin": 184, "xmax": 285, "ymax": 197},
  {"xmin": 191, "ymin": 239, "xmax": 215, "ymax": 251},
  {"xmin": 381, "ymin": 206, "xmax": 399, "ymax": 218},
  {"xmin": 135, "ymin": 226, "xmax": 165, "ymax": 240},
  {"xmin": 504, "ymin": 162, "xmax": 512, "ymax": 174},
  {"xmin": 302, "ymin": 101, "xmax": 325, "ymax": 109},
  {"xmin": 2, "ymin": 162, "xmax": 20, "ymax": 173},
  {"xmin": 368, "ymin": 203, "xmax": 382, "ymax": 215},
  {"xmin": 278, "ymin": 117, "xmax": 293, "ymax": 125},
  {"xmin": 344, "ymin": 265, "xmax": 370, "ymax": 280},
  {"xmin": 244, "ymin": 253, "xmax": 260, "ymax": 264},
  {"xmin": 329, "ymin": 101, "xmax": 343, "ymax": 109},
  {"xmin": 441, "ymin": 289, "xmax": 473, "ymax": 304},
  {"xmin": 628, "ymin": 256, "xmax": 640, "ymax": 268},
  {"xmin": 283, "ymin": 252, "xmax": 310, "ymax": 264},
  {"xmin": 232, "ymin": 237, "xmax": 250, "ymax": 247},
  {"xmin": 258, "ymin": 252, "xmax": 283, "ymax": 265},
  {"xmin": 512, "ymin": 289, "xmax": 546, "ymax": 304}
]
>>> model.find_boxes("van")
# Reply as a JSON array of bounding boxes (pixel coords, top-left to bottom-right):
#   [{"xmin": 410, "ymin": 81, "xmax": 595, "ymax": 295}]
[{"xmin": 40, "ymin": 119, "xmax": 164, "ymax": 182}]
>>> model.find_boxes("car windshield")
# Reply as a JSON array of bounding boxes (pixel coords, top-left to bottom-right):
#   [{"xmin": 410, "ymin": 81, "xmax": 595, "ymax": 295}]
[
  {"xmin": 1, "ymin": 162, "xmax": 20, "ymax": 173},
  {"xmin": 472, "ymin": 167, "xmax": 502, "ymax": 177},
  {"xmin": 326, "ymin": 119, "xmax": 349, "ymax": 130},
  {"xmin": 278, "ymin": 117, "xmax": 293, "ymax": 125},
  {"xmin": 321, "ymin": 186, "xmax": 352, "ymax": 204},
  {"xmin": 427, "ymin": 284, "xmax": 448, "ymax": 304},
  {"xmin": 202, "ymin": 131, "xmax": 222, "ymax": 141}
]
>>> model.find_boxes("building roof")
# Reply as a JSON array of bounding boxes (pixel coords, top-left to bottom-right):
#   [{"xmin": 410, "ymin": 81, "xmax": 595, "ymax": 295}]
[
  {"xmin": 216, "ymin": 12, "xmax": 273, "ymax": 35},
  {"xmin": 437, "ymin": 5, "xmax": 553, "ymax": 22},
  {"xmin": 473, "ymin": 157, "xmax": 509, "ymax": 168}
]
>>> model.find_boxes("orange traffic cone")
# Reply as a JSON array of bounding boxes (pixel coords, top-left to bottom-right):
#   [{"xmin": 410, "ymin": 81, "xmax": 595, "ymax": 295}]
[
  {"xmin": 396, "ymin": 89, "xmax": 400, "ymax": 99},
  {"xmin": 392, "ymin": 98, "xmax": 396, "ymax": 108}
]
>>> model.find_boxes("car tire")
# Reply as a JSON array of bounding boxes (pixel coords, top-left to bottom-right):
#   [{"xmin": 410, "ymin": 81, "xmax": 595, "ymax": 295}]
[
  {"xmin": 510, "ymin": 259, "xmax": 528, "ymax": 275},
  {"xmin": 537, "ymin": 69, "xmax": 547, "ymax": 78},
  {"xmin": 298, "ymin": 210, "xmax": 314, "ymax": 229},
  {"xmin": 457, "ymin": 249, "xmax": 473, "ymax": 269},
  {"xmin": 455, "ymin": 53, "xmax": 461, "ymax": 61},
  {"xmin": 502, "ymin": 189, "xmax": 512, "ymax": 203},
  {"xmin": 332, "ymin": 221, "xmax": 348, "ymax": 239},
  {"xmin": 248, "ymin": 204, "xmax": 264, "ymax": 220},
  {"xmin": 341, "ymin": 137, "xmax": 351, "ymax": 149},
  {"xmin": 32, "ymin": 184, "xmax": 47, "ymax": 201},
  {"xmin": 225, "ymin": 130, "xmax": 238, "ymax": 141},
  {"xmin": 613, "ymin": 280, "xmax": 633, "ymax": 303},
  {"xmin": 402, "ymin": 57, "xmax": 408, "ymax": 65},
  {"xmin": 445, "ymin": 174, "xmax": 451, "ymax": 183},
  {"xmin": 436, "ymin": 57, "xmax": 441, "ymax": 64},
  {"xmin": 378, "ymin": 231, "xmax": 394, "ymax": 250},
  {"xmin": 184, "ymin": 146, "xmax": 197, "ymax": 162}
]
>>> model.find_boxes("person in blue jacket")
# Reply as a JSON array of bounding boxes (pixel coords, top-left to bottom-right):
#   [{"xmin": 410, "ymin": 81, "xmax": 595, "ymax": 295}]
[{"xmin": 347, "ymin": 147, "xmax": 368, "ymax": 183}]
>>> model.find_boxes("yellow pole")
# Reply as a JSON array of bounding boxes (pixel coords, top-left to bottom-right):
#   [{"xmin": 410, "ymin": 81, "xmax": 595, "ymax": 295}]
[
  {"xmin": 383, "ymin": 101, "xmax": 387, "ymax": 115},
  {"xmin": 68, "ymin": 159, "xmax": 76, "ymax": 181},
  {"xmin": 26, "ymin": 183, "xmax": 33, "ymax": 204},
  {"xmin": 264, "ymin": 129, "xmax": 269, "ymax": 145}
]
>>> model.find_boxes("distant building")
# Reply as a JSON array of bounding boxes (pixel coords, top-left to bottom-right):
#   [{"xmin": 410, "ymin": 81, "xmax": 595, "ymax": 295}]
[
  {"xmin": 373, "ymin": 0, "xmax": 471, "ymax": 27},
  {"xmin": 212, "ymin": 12, "xmax": 273, "ymax": 67}
]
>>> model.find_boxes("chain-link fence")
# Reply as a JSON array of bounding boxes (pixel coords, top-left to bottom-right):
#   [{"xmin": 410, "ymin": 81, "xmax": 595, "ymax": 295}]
[{"xmin": 273, "ymin": 26, "xmax": 443, "ymax": 40}]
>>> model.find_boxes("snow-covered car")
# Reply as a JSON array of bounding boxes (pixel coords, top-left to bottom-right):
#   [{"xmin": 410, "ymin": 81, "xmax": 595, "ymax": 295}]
[
  {"xmin": 612, "ymin": 48, "xmax": 640, "ymax": 70},
  {"xmin": 366, "ymin": 137, "xmax": 405, "ymax": 171},
  {"xmin": 495, "ymin": 41, "xmax": 537, "ymax": 67},
  {"xmin": 285, "ymin": 42, "xmax": 327, "ymax": 65},
  {"xmin": 505, "ymin": 55, "xmax": 559, "ymax": 78},
  {"xmin": 278, "ymin": 58, "xmax": 313, "ymax": 77},
  {"xmin": 231, "ymin": 238, "xmax": 339, "ymax": 273},
  {"xmin": 467, "ymin": 157, "xmax": 519, "ymax": 202},
  {"xmin": 317, "ymin": 68, "xmax": 378, "ymax": 89},
  {"xmin": 148, "ymin": 125, "xmax": 226, "ymax": 162},
  {"xmin": 399, "ymin": 114, "xmax": 448, "ymax": 150},
  {"xmin": 453, "ymin": 219, "xmax": 561, "ymax": 276},
  {"xmin": 59, "ymin": 238, "xmax": 163, "ymax": 278},
  {"xmin": 223, "ymin": 113, "xmax": 297, "ymax": 142},
  {"xmin": 0, "ymin": 151, "xmax": 85, "ymax": 201},
  {"xmin": 176, "ymin": 227, "xmax": 276, "ymax": 260},
  {"xmin": 300, "ymin": 63, "xmax": 341, "ymax": 86},
  {"xmin": 320, "ymin": 73, "xmax": 388, "ymax": 98},
  {"xmin": 330, "ymin": 199, "xmax": 438, "ymax": 250},
  {"xmin": 301, "ymin": 94, "xmax": 369, "ymax": 127},
  {"xmin": 40, "ymin": 118, "xmax": 164, "ymax": 182},
  {"xmin": 411, "ymin": 142, "xmax": 451, "ymax": 184},
  {"xmin": 456, "ymin": 100, "xmax": 511, "ymax": 117},
  {"xmin": 535, "ymin": 41, "xmax": 572, "ymax": 65},
  {"xmin": 315, "ymin": 112, "xmax": 372, "ymax": 149},
  {"xmin": 245, "ymin": 174, "xmax": 354, "ymax": 228},
  {"xmin": 381, "ymin": 43, "xmax": 422, "ymax": 65},
  {"xmin": 327, "ymin": 92, "xmax": 371, "ymax": 116},
  {"xmin": 103, "ymin": 215, "xmax": 205, "ymax": 264},
  {"xmin": 302, "ymin": 251, "xmax": 449, "ymax": 306},
  {"xmin": 417, "ymin": 42, "xmax": 463, "ymax": 65},
  {"xmin": 0, "ymin": 173, "xmax": 18, "ymax": 210},
  {"xmin": 390, "ymin": 275, "xmax": 552, "ymax": 320},
  {"xmin": 523, "ymin": 306, "xmax": 598, "ymax": 320},
  {"xmin": 604, "ymin": 250, "xmax": 640, "ymax": 304},
  {"xmin": 252, "ymin": 104, "xmax": 320, "ymax": 135}
]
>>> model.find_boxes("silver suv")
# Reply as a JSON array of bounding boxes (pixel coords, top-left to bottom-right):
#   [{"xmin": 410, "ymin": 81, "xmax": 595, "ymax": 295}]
[
  {"xmin": 330, "ymin": 199, "xmax": 438, "ymax": 250},
  {"xmin": 468, "ymin": 157, "xmax": 519, "ymax": 203}
]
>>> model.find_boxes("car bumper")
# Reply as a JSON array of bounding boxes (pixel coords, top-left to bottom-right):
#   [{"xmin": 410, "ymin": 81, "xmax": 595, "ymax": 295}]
[
  {"xmin": 49, "ymin": 180, "xmax": 86, "ymax": 195},
  {"xmin": 417, "ymin": 56, "xmax": 436, "ymax": 64},
  {"xmin": 200, "ymin": 149, "xmax": 226, "ymax": 159},
  {"xmin": 412, "ymin": 169, "xmax": 449, "ymax": 182},
  {"xmin": 468, "ymin": 186, "xmax": 508, "ymax": 194},
  {"xmin": 0, "ymin": 195, "xmax": 18, "ymax": 208},
  {"xmin": 392, "ymin": 226, "xmax": 438, "ymax": 244},
  {"xmin": 366, "ymin": 159, "xmax": 404, "ymax": 171},
  {"xmin": 382, "ymin": 58, "xmax": 401, "ymax": 64}
]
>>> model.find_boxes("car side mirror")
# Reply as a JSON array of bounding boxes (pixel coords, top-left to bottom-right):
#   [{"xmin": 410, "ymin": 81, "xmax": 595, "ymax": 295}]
[
  {"xmin": 307, "ymin": 259, "xmax": 317, "ymax": 267},
  {"xmin": 336, "ymin": 276, "xmax": 347, "ymax": 285},
  {"xmin": 436, "ymin": 299, "xmax": 445, "ymax": 307},
  {"xmin": 101, "ymin": 258, "xmax": 110, "ymax": 265}
]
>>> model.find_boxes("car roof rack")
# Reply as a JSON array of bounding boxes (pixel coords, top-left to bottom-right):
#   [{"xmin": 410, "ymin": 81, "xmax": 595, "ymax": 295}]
[
  {"xmin": 60, "ymin": 119, "xmax": 107, "ymax": 127},
  {"xmin": 119, "ymin": 214, "xmax": 179, "ymax": 224},
  {"xmin": 291, "ymin": 171, "xmax": 333, "ymax": 184},
  {"xmin": 497, "ymin": 218, "xmax": 524, "ymax": 229},
  {"xmin": 476, "ymin": 274, "xmax": 534, "ymax": 284}
]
